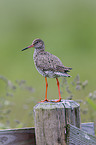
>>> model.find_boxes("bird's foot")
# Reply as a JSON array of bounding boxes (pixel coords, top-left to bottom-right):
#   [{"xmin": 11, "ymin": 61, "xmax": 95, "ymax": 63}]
[
  {"xmin": 51, "ymin": 98, "xmax": 62, "ymax": 102},
  {"xmin": 39, "ymin": 99, "xmax": 50, "ymax": 103}
]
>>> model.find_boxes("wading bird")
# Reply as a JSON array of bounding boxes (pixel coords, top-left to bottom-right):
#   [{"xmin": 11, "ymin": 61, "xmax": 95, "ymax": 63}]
[{"xmin": 22, "ymin": 38, "xmax": 72, "ymax": 102}]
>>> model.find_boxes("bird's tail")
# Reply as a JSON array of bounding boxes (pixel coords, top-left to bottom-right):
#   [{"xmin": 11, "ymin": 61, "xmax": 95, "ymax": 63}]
[{"xmin": 55, "ymin": 72, "xmax": 72, "ymax": 77}]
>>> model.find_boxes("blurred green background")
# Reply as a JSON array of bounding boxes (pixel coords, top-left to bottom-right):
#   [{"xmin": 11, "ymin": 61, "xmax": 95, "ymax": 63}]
[{"xmin": 0, "ymin": 0, "xmax": 96, "ymax": 129}]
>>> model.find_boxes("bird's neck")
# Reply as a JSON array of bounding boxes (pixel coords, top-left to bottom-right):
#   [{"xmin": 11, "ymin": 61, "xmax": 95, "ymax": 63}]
[
  {"xmin": 33, "ymin": 45, "xmax": 45, "ymax": 59},
  {"xmin": 34, "ymin": 48, "xmax": 44, "ymax": 54},
  {"xmin": 37, "ymin": 44, "xmax": 45, "ymax": 50},
  {"xmin": 34, "ymin": 44, "xmax": 45, "ymax": 53}
]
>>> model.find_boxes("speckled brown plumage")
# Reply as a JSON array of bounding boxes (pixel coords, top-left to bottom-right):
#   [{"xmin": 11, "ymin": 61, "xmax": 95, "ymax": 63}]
[
  {"xmin": 33, "ymin": 50, "xmax": 72, "ymax": 78},
  {"xmin": 22, "ymin": 38, "xmax": 72, "ymax": 102}
]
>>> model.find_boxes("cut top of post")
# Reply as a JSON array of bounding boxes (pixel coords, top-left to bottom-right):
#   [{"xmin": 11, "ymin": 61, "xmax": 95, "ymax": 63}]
[
  {"xmin": 34, "ymin": 100, "xmax": 80, "ymax": 128},
  {"xmin": 34, "ymin": 100, "xmax": 80, "ymax": 110}
]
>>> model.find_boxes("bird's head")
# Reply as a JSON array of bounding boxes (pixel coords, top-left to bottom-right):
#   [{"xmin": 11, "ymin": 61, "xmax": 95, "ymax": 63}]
[{"xmin": 22, "ymin": 38, "xmax": 45, "ymax": 51}]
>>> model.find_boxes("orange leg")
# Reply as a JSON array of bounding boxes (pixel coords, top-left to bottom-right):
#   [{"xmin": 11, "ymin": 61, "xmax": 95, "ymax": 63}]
[
  {"xmin": 52, "ymin": 78, "xmax": 62, "ymax": 102},
  {"xmin": 39, "ymin": 77, "xmax": 49, "ymax": 102}
]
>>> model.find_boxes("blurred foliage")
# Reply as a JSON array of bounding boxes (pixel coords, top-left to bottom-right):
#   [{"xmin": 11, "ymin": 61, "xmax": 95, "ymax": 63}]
[
  {"xmin": 87, "ymin": 98, "xmax": 96, "ymax": 110},
  {"xmin": 0, "ymin": 75, "xmax": 35, "ymax": 129},
  {"xmin": 0, "ymin": 74, "xmax": 96, "ymax": 134},
  {"xmin": 61, "ymin": 74, "xmax": 96, "ymax": 134},
  {"xmin": 0, "ymin": 0, "xmax": 96, "ymax": 133}
]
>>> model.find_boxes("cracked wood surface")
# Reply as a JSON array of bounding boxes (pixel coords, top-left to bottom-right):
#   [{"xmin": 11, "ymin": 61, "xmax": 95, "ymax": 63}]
[
  {"xmin": 0, "ymin": 100, "xmax": 95, "ymax": 145},
  {"xmin": 33, "ymin": 100, "xmax": 80, "ymax": 145}
]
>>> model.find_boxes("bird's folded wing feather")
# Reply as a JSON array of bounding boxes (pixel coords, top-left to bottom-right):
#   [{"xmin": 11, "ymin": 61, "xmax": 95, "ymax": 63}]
[{"xmin": 35, "ymin": 51, "xmax": 72, "ymax": 73}]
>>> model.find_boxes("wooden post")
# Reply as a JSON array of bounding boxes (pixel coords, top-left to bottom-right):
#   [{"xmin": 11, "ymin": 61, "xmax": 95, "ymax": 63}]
[{"xmin": 33, "ymin": 100, "xmax": 80, "ymax": 145}]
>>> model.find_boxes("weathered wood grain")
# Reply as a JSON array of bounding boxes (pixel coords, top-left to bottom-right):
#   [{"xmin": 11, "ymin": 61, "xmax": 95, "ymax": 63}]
[
  {"xmin": 67, "ymin": 124, "xmax": 96, "ymax": 145},
  {"xmin": 0, "ymin": 123, "xmax": 95, "ymax": 145},
  {"xmin": 0, "ymin": 127, "xmax": 36, "ymax": 145},
  {"xmin": 33, "ymin": 100, "xmax": 80, "ymax": 145},
  {"xmin": 0, "ymin": 99, "xmax": 95, "ymax": 145}
]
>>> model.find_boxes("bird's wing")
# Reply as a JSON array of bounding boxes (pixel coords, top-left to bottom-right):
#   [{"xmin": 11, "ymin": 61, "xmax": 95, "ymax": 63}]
[
  {"xmin": 56, "ymin": 65, "xmax": 72, "ymax": 73},
  {"xmin": 35, "ymin": 51, "xmax": 72, "ymax": 73}
]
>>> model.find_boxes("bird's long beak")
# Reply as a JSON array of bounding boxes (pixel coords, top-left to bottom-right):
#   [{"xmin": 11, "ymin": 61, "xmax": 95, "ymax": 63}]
[{"xmin": 21, "ymin": 44, "xmax": 34, "ymax": 51}]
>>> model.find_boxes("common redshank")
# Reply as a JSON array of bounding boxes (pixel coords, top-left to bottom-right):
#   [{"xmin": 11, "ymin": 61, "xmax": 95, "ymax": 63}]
[{"xmin": 22, "ymin": 38, "xmax": 72, "ymax": 102}]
